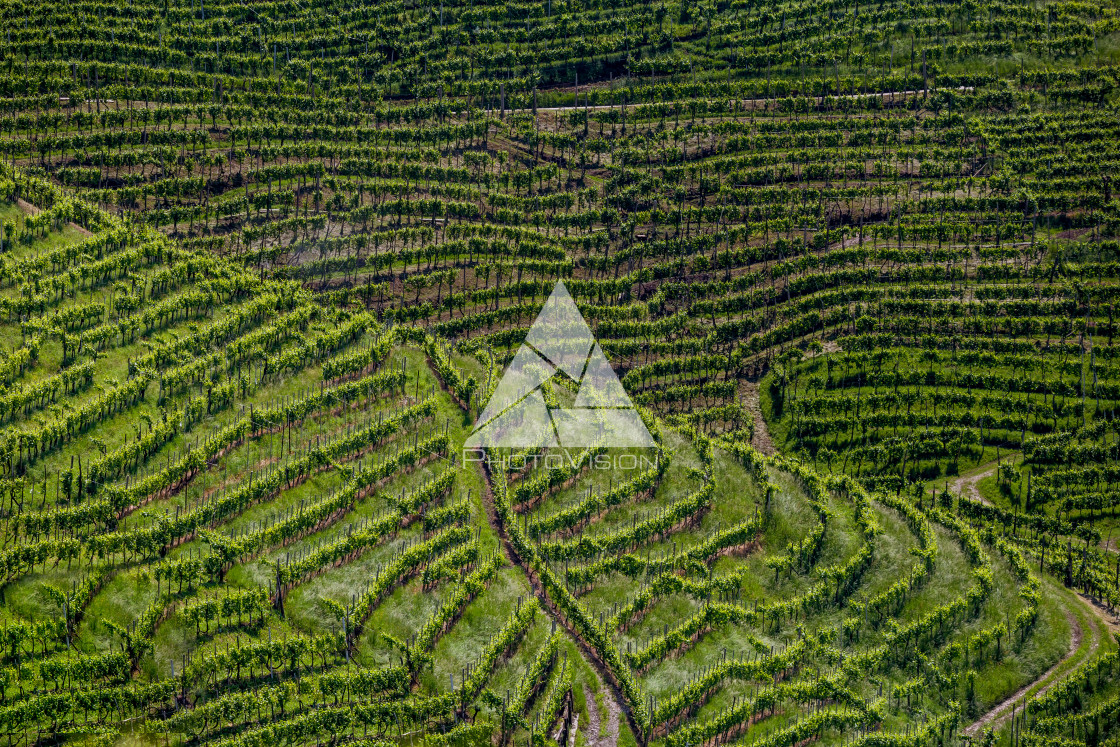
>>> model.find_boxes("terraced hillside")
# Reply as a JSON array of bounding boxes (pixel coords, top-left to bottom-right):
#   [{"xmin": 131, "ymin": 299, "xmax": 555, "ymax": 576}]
[
  {"xmin": 0, "ymin": 0, "xmax": 1119, "ymax": 744},
  {"xmin": 1, "ymin": 0, "xmax": 1118, "ymax": 428},
  {"xmin": 0, "ymin": 163, "xmax": 1107, "ymax": 747}
]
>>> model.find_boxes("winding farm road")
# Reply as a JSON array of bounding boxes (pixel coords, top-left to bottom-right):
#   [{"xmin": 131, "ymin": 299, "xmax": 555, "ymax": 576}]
[
  {"xmin": 741, "ymin": 380, "xmax": 777, "ymax": 456},
  {"xmin": 944, "ymin": 454, "xmax": 1119, "ymax": 736},
  {"xmin": 474, "ymin": 460, "xmax": 631, "ymax": 747},
  {"xmin": 962, "ymin": 607, "xmax": 1085, "ymax": 737},
  {"xmin": 583, "ymin": 680, "xmax": 622, "ymax": 747},
  {"xmin": 963, "ymin": 581, "xmax": 1120, "ymax": 737},
  {"xmin": 950, "ymin": 463, "xmax": 1000, "ymax": 504}
]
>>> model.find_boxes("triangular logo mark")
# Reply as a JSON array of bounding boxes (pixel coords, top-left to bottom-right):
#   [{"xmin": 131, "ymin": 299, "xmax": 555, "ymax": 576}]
[
  {"xmin": 525, "ymin": 282, "xmax": 594, "ymax": 380},
  {"xmin": 574, "ymin": 344, "xmax": 631, "ymax": 408},
  {"xmin": 474, "ymin": 344, "xmax": 555, "ymax": 431},
  {"xmin": 465, "ymin": 389, "xmax": 558, "ymax": 449},
  {"xmin": 468, "ymin": 282, "xmax": 656, "ymax": 449}
]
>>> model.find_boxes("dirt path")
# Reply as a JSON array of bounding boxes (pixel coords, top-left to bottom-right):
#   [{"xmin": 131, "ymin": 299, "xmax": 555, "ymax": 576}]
[
  {"xmin": 1077, "ymin": 591, "xmax": 1120, "ymax": 637},
  {"xmin": 964, "ymin": 582, "xmax": 1120, "ymax": 737},
  {"xmin": 954, "ymin": 450, "xmax": 1120, "ymax": 738},
  {"xmin": 15, "ymin": 198, "xmax": 39, "ymax": 215},
  {"xmin": 740, "ymin": 380, "xmax": 776, "ymax": 455},
  {"xmin": 15, "ymin": 197, "xmax": 95, "ymax": 237},
  {"xmin": 582, "ymin": 677, "xmax": 621, "ymax": 747},
  {"xmin": 476, "ymin": 462, "xmax": 639, "ymax": 745},
  {"xmin": 963, "ymin": 607, "xmax": 1085, "ymax": 737},
  {"xmin": 950, "ymin": 462, "xmax": 1000, "ymax": 504},
  {"xmin": 731, "ymin": 339, "xmax": 836, "ymax": 456},
  {"xmin": 582, "ymin": 684, "xmax": 602, "ymax": 744}
]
